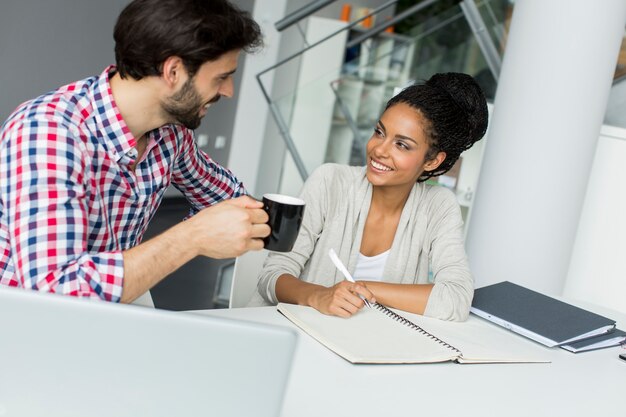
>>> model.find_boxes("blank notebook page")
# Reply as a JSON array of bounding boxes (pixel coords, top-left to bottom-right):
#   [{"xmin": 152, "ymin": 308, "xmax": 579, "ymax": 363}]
[
  {"xmin": 278, "ymin": 303, "xmax": 548, "ymax": 364},
  {"xmin": 415, "ymin": 311, "xmax": 548, "ymax": 363},
  {"xmin": 279, "ymin": 303, "xmax": 456, "ymax": 363}
]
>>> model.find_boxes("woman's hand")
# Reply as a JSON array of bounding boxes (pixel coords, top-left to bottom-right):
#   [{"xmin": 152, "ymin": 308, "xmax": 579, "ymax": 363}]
[{"xmin": 309, "ymin": 281, "xmax": 375, "ymax": 318}]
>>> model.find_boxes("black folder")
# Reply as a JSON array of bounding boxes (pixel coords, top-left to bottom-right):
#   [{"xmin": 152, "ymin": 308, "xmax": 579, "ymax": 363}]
[
  {"xmin": 561, "ymin": 329, "xmax": 626, "ymax": 353},
  {"xmin": 470, "ymin": 281, "xmax": 616, "ymax": 347}
]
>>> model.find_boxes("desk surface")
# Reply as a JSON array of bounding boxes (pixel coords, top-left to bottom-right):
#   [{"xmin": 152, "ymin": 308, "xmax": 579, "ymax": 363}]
[{"xmin": 192, "ymin": 304, "xmax": 626, "ymax": 417}]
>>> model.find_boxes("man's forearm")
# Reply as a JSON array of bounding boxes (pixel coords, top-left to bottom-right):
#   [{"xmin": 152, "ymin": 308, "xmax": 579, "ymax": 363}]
[
  {"xmin": 120, "ymin": 196, "xmax": 270, "ymax": 303},
  {"xmin": 121, "ymin": 220, "xmax": 197, "ymax": 303}
]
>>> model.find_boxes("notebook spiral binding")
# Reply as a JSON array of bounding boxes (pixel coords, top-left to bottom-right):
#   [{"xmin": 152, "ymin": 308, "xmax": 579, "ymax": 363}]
[{"xmin": 374, "ymin": 303, "xmax": 462, "ymax": 355}]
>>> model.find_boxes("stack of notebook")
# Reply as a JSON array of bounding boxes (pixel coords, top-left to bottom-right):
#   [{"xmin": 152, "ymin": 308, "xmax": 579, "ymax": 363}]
[
  {"xmin": 471, "ymin": 281, "xmax": 625, "ymax": 353},
  {"xmin": 560, "ymin": 329, "xmax": 626, "ymax": 352}
]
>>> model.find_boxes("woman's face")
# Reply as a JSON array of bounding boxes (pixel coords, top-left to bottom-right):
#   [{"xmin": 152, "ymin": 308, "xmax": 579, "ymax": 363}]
[{"xmin": 365, "ymin": 102, "xmax": 443, "ymax": 189}]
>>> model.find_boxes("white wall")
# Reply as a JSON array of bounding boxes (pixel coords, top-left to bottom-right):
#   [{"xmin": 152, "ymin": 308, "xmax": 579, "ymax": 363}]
[
  {"xmin": 564, "ymin": 125, "xmax": 626, "ymax": 314},
  {"xmin": 226, "ymin": 0, "xmax": 289, "ymax": 196}
]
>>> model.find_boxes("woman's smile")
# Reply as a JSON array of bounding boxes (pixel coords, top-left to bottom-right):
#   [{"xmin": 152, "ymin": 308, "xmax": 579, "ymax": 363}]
[{"xmin": 370, "ymin": 158, "xmax": 393, "ymax": 172}]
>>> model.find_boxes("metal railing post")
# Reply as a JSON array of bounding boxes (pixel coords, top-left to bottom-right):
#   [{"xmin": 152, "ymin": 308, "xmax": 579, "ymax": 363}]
[
  {"xmin": 275, "ymin": 0, "xmax": 338, "ymax": 32},
  {"xmin": 346, "ymin": 0, "xmax": 439, "ymax": 49},
  {"xmin": 460, "ymin": 0, "xmax": 502, "ymax": 81},
  {"xmin": 256, "ymin": 73, "xmax": 310, "ymax": 180}
]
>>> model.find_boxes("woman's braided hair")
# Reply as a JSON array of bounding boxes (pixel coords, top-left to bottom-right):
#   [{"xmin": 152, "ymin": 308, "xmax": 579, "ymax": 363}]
[{"xmin": 385, "ymin": 72, "xmax": 489, "ymax": 182}]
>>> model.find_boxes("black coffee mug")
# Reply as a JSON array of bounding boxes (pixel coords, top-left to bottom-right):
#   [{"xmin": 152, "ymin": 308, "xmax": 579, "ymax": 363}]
[{"xmin": 262, "ymin": 194, "xmax": 306, "ymax": 252}]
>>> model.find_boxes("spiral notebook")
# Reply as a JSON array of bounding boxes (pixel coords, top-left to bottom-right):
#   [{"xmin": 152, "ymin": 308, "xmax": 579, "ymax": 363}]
[{"xmin": 277, "ymin": 303, "xmax": 548, "ymax": 364}]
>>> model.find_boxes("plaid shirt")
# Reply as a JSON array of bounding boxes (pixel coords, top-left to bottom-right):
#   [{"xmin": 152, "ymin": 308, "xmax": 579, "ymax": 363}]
[{"xmin": 0, "ymin": 66, "xmax": 245, "ymax": 302}]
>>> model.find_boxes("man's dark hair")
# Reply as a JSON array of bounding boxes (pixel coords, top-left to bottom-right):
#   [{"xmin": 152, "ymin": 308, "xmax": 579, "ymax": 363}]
[
  {"xmin": 114, "ymin": 0, "xmax": 263, "ymax": 80},
  {"xmin": 385, "ymin": 72, "xmax": 489, "ymax": 183}
]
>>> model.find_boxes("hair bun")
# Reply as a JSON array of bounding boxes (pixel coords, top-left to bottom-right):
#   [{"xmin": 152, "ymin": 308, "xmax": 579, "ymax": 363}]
[{"xmin": 427, "ymin": 72, "xmax": 489, "ymax": 146}]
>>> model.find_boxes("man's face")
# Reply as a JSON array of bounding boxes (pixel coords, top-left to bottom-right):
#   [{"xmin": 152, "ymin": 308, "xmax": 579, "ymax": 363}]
[{"xmin": 161, "ymin": 49, "xmax": 240, "ymax": 130}]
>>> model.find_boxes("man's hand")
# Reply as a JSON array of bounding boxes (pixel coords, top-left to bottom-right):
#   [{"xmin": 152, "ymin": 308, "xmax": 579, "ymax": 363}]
[{"xmin": 187, "ymin": 196, "xmax": 270, "ymax": 259}]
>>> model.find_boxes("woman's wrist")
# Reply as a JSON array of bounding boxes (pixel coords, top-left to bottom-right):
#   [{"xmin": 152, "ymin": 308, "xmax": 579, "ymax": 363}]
[
  {"xmin": 305, "ymin": 287, "xmax": 322, "ymax": 309},
  {"xmin": 276, "ymin": 274, "xmax": 318, "ymax": 307}
]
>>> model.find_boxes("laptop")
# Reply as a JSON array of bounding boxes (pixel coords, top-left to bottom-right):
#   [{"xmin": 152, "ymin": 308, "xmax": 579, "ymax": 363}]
[{"xmin": 0, "ymin": 286, "xmax": 297, "ymax": 417}]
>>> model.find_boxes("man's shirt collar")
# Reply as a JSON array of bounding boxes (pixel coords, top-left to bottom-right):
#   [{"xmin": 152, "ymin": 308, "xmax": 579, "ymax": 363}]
[{"xmin": 91, "ymin": 65, "xmax": 136, "ymax": 163}]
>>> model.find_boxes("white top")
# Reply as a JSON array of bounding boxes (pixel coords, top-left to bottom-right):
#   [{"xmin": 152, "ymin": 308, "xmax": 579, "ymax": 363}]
[{"xmin": 352, "ymin": 250, "xmax": 390, "ymax": 281}]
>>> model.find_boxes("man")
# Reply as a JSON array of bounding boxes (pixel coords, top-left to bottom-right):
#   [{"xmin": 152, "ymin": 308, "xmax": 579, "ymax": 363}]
[{"xmin": 0, "ymin": 0, "xmax": 270, "ymax": 303}]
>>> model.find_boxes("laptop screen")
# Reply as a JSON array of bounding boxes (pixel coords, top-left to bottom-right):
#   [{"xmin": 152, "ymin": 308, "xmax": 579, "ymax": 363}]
[{"xmin": 0, "ymin": 286, "xmax": 297, "ymax": 417}]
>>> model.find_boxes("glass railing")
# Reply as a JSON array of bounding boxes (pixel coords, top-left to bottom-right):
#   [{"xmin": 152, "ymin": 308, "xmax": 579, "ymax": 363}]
[
  {"xmin": 605, "ymin": 77, "xmax": 626, "ymax": 129},
  {"xmin": 605, "ymin": 33, "xmax": 626, "ymax": 129}
]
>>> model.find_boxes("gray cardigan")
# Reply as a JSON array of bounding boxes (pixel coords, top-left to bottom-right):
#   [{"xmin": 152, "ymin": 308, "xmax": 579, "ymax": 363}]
[{"xmin": 249, "ymin": 163, "xmax": 473, "ymax": 321}]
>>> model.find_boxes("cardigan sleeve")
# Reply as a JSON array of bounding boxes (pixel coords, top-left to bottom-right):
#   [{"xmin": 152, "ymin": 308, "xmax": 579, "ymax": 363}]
[
  {"xmin": 255, "ymin": 164, "xmax": 333, "ymax": 304},
  {"xmin": 422, "ymin": 188, "xmax": 474, "ymax": 321}
]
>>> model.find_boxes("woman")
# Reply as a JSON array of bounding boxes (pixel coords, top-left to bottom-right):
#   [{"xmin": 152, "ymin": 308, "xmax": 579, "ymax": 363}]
[{"xmin": 250, "ymin": 72, "xmax": 488, "ymax": 321}]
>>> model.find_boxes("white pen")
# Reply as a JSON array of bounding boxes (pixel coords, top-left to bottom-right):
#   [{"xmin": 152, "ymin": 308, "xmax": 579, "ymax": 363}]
[{"xmin": 328, "ymin": 248, "xmax": 372, "ymax": 308}]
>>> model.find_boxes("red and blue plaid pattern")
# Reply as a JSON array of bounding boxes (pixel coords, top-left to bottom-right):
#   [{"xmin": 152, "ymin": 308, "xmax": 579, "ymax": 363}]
[{"xmin": 0, "ymin": 66, "xmax": 245, "ymax": 302}]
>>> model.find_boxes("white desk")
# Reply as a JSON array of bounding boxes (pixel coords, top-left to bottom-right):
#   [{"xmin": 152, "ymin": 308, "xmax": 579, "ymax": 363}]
[{"xmin": 192, "ymin": 305, "xmax": 626, "ymax": 417}]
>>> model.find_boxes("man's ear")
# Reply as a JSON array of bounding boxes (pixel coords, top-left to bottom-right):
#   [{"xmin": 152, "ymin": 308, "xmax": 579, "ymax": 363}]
[
  {"xmin": 424, "ymin": 151, "xmax": 447, "ymax": 172},
  {"xmin": 161, "ymin": 56, "xmax": 186, "ymax": 89}
]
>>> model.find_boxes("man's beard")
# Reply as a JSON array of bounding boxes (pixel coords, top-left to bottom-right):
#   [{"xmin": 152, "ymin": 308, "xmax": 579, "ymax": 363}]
[{"xmin": 161, "ymin": 79, "xmax": 220, "ymax": 130}]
